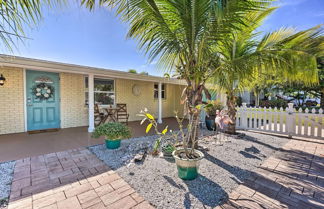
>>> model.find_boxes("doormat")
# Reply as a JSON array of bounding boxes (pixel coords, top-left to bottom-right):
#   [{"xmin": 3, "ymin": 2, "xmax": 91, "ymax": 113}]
[{"xmin": 28, "ymin": 128, "xmax": 60, "ymax": 134}]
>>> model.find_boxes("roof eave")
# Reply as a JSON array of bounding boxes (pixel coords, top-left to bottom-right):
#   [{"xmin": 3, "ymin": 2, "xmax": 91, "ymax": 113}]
[{"xmin": 0, "ymin": 54, "xmax": 186, "ymax": 85}]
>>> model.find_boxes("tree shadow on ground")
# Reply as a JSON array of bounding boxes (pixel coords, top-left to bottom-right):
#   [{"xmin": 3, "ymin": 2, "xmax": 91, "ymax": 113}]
[
  {"xmin": 237, "ymin": 134, "xmax": 283, "ymax": 152},
  {"xmin": 239, "ymin": 145, "xmax": 266, "ymax": 160},
  {"xmin": 163, "ymin": 174, "xmax": 228, "ymax": 208},
  {"xmin": 202, "ymin": 144, "xmax": 324, "ymax": 209},
  {"xmin": 239, "ymin": 151, "xmax": 262, "ymax": 160}
]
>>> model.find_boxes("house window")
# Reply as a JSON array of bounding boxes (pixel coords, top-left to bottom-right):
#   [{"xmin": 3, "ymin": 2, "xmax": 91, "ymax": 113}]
[
  {"xmin": 154, "ymin": 83, "xmax": 166, "ymax": 99},
  {"xmin": 85, "ymin": 77, "xmax": 115, "ymax": 105}
]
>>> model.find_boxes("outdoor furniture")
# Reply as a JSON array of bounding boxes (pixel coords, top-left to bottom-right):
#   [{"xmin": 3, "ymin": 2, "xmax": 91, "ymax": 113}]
[
  {"xmin": 116, "ymin": 103, "xmax": 129, "ymax": 124},
  {"xmin": 94, "ymin": 104, "xmax": 108, "ymax": 126},
  {"xmin": 103, "ymin": 106, "xmax": 118, "ymax": 122}
]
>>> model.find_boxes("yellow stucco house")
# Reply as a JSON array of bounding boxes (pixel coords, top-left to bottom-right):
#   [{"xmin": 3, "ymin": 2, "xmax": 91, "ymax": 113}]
[{"xmin": 0, "ymin": 55, "xmax": 186, "ymax": 135}]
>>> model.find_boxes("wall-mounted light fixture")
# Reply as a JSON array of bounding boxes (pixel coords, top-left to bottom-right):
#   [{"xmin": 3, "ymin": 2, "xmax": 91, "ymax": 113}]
[{"xmin": 0, "ymin": 74, "xmax": 6, "ymax": 86}]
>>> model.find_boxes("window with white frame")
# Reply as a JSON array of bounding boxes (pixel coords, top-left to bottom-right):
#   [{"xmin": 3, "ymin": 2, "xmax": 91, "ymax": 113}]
[
  {"xmin": 85, "ymin": 77, "xmax": 115, "ymax": 105},
  {"xmin": 154, "ymin": 83, "xmax": 166, "ymax": 99}
]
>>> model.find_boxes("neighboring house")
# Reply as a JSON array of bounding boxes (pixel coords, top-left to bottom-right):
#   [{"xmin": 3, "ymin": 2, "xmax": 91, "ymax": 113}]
[
  {"xmin": 239, "ymin": 90, "xmax": 255, "ymax": 106},
  {"xmin": 0, "ymin": 55, "xmax": 186, "ymax": 135}
]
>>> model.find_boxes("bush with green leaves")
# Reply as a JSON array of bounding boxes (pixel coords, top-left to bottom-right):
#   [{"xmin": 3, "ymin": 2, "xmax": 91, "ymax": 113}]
[
  {"xmin": 205, "ymin": 100, "xmax": 224, "ymax": 116},
  {"xmin": 92, "ymin": 122, "xmax": 131, "ymax": 140},
  {"xmin": 260, "ymin": 99, "xmax": 288, "ymax": 108}
]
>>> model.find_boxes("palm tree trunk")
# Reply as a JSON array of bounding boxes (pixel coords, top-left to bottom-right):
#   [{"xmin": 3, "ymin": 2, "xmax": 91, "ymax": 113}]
[
  {"xmin": 185, "ymin": 84, "xmax": 203, "ymax": 149},
  {"xmin": 226, "ymin": 91, "xmax": 237, "ymax": 134},
  {"xmin": 254, "ymin": 91, "xmax": 260, "ymax": 107},
  {"xmin": 320, "ymin": 91, "xmax": 324, "ymax": 108}
]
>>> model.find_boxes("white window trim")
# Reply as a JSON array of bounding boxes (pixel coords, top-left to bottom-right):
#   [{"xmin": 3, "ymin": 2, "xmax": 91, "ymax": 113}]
[
  {"xmin": 154, "ymin": 83, "xmax": 166, "ymax": 100},
  {"xmin": 84, "ymin": 76, "xmax": 116, "ymax": 107}
]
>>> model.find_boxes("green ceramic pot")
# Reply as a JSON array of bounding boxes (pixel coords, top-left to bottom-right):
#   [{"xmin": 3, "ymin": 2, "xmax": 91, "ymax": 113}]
[
  {"xmin": 205, "ymin": 115, "xmax": 216, "ymax": 131},
  {"xmin": 105, "ymin": 139, "xmax": 121, "ymax": 149},
  {"xmin": 172, "ymin": 149, "xmax": 204, "ymax": 180}
]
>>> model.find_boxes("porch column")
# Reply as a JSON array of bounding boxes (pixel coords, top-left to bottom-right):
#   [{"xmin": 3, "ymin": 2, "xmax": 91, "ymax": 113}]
[
  {"xmin": 158, "ymin": 82, "xmax": 162, "ymax": 124},
  {"xmin": 88, "ymin": 74, "xmax": 95, "ymax": 132}
]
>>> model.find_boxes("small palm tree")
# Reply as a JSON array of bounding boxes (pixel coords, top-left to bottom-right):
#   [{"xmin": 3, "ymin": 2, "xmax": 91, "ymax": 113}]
[
  {"xmin": 211, "ymin": 7, "xmax": 324, "ymax": 134},
  {"xmin": 82, "ymin": 0, "xmax": 272, "ymax": 144}
]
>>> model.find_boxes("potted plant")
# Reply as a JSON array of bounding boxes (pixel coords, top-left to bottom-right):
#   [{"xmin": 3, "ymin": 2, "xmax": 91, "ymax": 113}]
[
  {"xmin": 205, "ymin": 100, "xmax": 224, "ymax": 131},
  {"xmin": 92, "ymin": 122, "xmax": 131, "ymax": 149},
  {"xmin": 138, "ymin": 107, "xmax": 206, "ymax": 180},
  {"xmin": 162, "ymin": 143, "xmax": 176, "ymax": 159}
]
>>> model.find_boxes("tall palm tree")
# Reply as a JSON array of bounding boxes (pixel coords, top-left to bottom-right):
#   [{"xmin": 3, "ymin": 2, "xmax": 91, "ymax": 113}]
[
  {"xmin": 82, "ymin": 0, "xmax": 273, "ymax": 144},
  {"xmin": 211, "ymin": 7, "xmax": 324, "ymax": 134},
  {"xmin": 0, "ymin": 0, "xmax": 62, "ymax": 51}
]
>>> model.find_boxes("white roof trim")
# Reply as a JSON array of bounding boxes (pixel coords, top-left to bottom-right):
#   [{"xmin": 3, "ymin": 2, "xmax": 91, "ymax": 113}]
[{"xmin": 0, "ymin": 54, "xmax": 186, "ymax": 85}]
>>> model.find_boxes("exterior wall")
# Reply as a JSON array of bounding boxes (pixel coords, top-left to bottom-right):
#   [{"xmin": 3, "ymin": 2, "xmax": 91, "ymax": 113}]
[
  {"xmin": 60, "ymin": 73, "xmax": 88, "ymax": 128},
  {"xmin": 0, "ymin": 68, "xmax": 185, "ymax": 135},
  {"xmin": 239, "ymin": 91, "xmax": 252, "ymax": 105},
  {"xmin": 115, "ymin": 79, "xmax": 184, "ymax": 121},
  {"xmin": 0, "ymin": 67, "xmax": 25, "ymax": 134}
]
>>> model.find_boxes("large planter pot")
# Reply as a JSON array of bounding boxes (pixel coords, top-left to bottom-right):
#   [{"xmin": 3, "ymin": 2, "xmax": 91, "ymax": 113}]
[
  {"xmin": 205, "ymin": 115, "xmax": 216, "ymax": 131},
  {"xmin": 172, "ymin": 149, "xmax": 204, "ymax": 180},
  {"xmin": 105, "ymin": 139, "xmax": 121, "ymax": 149}
]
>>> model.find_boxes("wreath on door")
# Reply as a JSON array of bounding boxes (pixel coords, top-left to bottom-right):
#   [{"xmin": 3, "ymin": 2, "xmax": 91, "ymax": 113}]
[{"xmin": 32, "ymin": 83, "xmax": 55, "ymax": 100}]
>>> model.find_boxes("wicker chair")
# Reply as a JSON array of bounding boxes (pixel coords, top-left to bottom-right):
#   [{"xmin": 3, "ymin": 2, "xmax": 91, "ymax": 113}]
[{"xmin": 94, "ymin": 104, "xmax": 107, "ymax": 126}]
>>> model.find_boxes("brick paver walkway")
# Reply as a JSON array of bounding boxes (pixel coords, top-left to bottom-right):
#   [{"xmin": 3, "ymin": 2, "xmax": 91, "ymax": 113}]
[
  {"xmin": 217, "ymin": 137, "xmax": 324, "ymax": 209},
  {"xmin": 7, "ymin": 148, "xmax": 154, "ymax": 209}
]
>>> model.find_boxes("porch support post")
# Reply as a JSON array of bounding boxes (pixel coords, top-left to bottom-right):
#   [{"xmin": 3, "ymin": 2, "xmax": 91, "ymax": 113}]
[
  {"xmin": 88, "ymin": 74, "xmax": 95, "ymax": 132},
  {"xmin": 158, "ymin": 82, "xmax": 162, "ymax": 124}
]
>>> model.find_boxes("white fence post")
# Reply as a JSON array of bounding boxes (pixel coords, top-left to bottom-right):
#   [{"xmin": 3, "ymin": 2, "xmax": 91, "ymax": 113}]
[
  {"xmin": 241, "ymin": 103, "xmax": 247, "ymax": 130},
  {"xmin": 235, "ymin": 102, "xmax": 323, "ymax": 139},
  {"xmin": 286, "ymin": 103, "xmax": 295, "ymax": 138}
]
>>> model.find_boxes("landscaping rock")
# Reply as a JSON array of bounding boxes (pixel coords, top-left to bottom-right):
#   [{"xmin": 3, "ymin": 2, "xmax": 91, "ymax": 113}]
[
  {"xmin": 0, "ymin": 161, "xmax": 15, "ymax": 208},
  {"xmin": 89, "ymin": 130, "xmax": 289, "ymax": 209}
]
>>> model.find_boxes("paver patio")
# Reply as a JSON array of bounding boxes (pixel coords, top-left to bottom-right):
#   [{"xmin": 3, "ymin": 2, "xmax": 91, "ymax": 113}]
[
  {"xmin": 7, "ymin": 148, "xmax": 154, "ymax": 209},
  {"xmin": 217, "ymin": 137, "xmax": 324, "ymax": 209},
  {"xmin": 5, "ymin": 134, "xmax": 324, "ymax": 209}
]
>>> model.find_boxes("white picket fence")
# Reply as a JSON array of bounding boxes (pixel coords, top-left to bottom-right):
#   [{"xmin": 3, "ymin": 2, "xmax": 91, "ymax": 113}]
[{"xmin": 236, "ymin": 103, "xmax": 324, "ymax": 139}]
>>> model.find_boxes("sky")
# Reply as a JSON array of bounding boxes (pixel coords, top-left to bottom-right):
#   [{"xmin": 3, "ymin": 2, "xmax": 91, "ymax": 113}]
[{"xmin": 6, "ymin": 0, "xmax": 324, "ymax": 76}]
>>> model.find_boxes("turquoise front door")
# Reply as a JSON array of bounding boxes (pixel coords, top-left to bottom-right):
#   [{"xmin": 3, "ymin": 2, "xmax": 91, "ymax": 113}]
[{"xmin": 26, "ymin": 70, "xmax": 60, "ymax": 131}]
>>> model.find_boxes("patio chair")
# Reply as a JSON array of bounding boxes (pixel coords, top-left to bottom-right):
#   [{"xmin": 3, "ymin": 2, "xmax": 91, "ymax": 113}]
[
  {"xmin": 116, "ymin": 103, "xmax": 129, "ymax": 124},
  {"xmin": 94, "ymin": 104, "xmax": 107, "ymax": 126}
]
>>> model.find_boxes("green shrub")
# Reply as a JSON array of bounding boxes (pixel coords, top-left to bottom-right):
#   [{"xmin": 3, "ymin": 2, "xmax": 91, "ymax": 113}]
[
  {"xmin": 92, "ymin": 122, "xmax": 131, "ymax": 140},
  {"xmin": 205, "ymin": 100, "xmax": 224, "ymax": 116},
  {"xmin": 260, "ymin": 99, "xmax": 288, "ymax": 108}
]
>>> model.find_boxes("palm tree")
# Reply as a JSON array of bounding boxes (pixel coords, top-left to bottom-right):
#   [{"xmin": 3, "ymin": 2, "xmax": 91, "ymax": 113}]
[
  {"xmin": 82, "ymin": 0, "xmax": 272, "ymax": 146},
  {"xmin": 211, "ymin": 7, "xmax": 324, "ymax": 134},
  {"xmin": 0, "ymin": 0, "xmax": 61, "ymax": 51}
]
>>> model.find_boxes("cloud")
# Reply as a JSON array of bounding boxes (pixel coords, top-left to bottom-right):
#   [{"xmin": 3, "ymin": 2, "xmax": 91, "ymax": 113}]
[
  {"xmin": 139, "ymin": 60, "xmax": 157, "ymax": 69},
  {"xmin": 314, "ymin": 12, "xmax": 324, "ymax": 17},
  {"xmin": 275, "ymin": 0, "xmax": 307, "ymax": 7}
]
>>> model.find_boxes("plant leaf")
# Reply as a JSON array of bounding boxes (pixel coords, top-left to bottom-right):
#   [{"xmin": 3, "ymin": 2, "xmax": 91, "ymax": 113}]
[
  {"xmin": 146, "ymin": 113, "xmax": 154, "ymax": 120},
  {"xmin": 140, "ymin": 118, "xmax": 147, "ymax": 125},
  {"xmin": 146, "ymin": 123, "xmax": 153, "ymax": 133},
  {"xmin": 162, "ymin": 126, "xmax": 168, "ymax": 135}
]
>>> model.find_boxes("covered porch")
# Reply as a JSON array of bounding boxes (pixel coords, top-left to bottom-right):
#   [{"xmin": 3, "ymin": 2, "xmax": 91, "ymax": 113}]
[{"xmin": 0, "ymin": 117, "xmax": 185, "ymax": 162}]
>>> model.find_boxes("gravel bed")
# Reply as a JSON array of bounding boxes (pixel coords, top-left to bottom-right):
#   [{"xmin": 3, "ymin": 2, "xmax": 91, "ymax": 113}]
[
  {"xmin": 89, "ymin": 130, "xmax": 289, "ymax": 209},
  {"xmin": 0, "ymin": 161, "xmax": 15, "ymax": 208}
]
